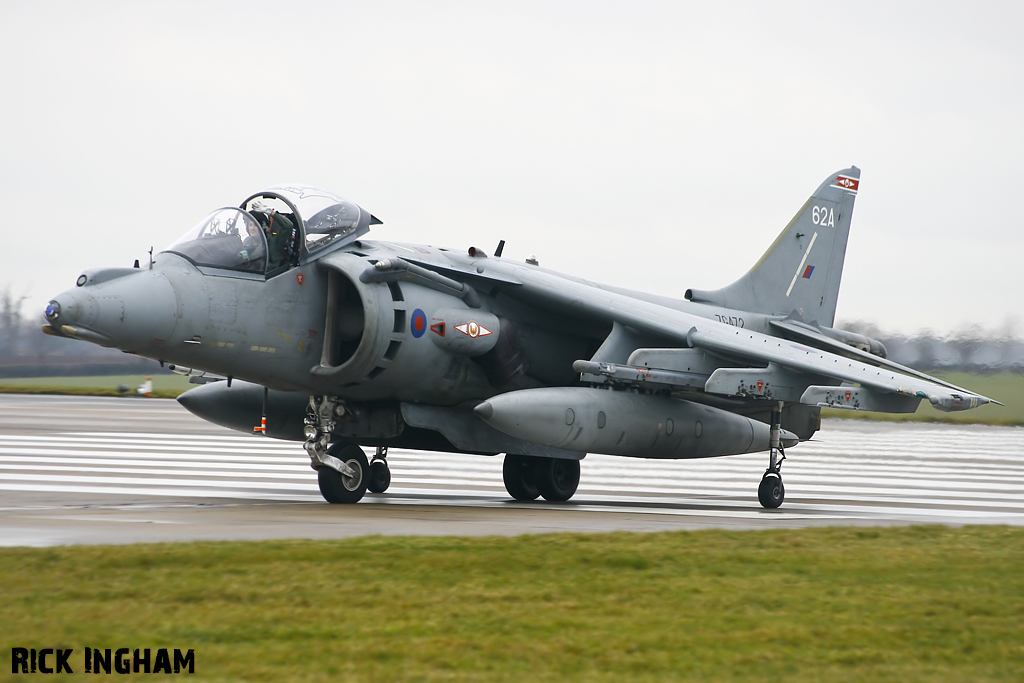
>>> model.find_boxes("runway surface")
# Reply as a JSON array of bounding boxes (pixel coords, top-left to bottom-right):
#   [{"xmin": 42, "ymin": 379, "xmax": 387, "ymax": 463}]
[{"xmin": 0, "ymin": 394, "xmax": 1022, "ymax": 546}]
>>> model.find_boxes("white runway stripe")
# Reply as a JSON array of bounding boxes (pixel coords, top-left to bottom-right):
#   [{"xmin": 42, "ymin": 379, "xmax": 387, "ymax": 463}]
[{"xmin": 1, "ymin": 419, "xmax": 1022, "ymax": 525}]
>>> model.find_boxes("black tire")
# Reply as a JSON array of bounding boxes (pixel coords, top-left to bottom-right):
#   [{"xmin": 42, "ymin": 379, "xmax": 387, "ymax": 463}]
[
  {"xmin": 536, "ymin": 457, "xmax": 581, "ymax": 502},
  {"xmin": 758, "ymin": 472, "xmax": 785, "ymax": 509},
  {"xmin": 503, "ymin": 454, "xmax": 540, "ymax": 501},
  {"xmin": 367, "ymin": 460, "xmax": 391, "ymax": 494},
  {"xmin": 317, "ymin": 444, "xmax": 369, "ymax": 504}
]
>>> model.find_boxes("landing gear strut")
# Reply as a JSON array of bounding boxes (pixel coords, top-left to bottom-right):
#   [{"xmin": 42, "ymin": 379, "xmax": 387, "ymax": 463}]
[
  {"xmin": 368, "ymin": 446, "xmax": 392, "ymax": 494},
  {"xmin": 758, "ymin": 401, "xmax": 786, "ymax": 509},
  {"xmin": 304, "ymin": 395, "xmax": 369, "ymax": 504}
]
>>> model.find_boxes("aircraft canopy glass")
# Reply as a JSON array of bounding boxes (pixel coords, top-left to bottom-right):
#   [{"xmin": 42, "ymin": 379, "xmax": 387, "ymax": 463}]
[
  {"xmin": 261, "ymin": 185, "xmax": 372, "ymax": 254},
  {"xmin": 164, "ymin": 208, "xmax": 268, "ymax": 274},
  {"xmin": 164, "ymin": 186, "xmax": 376, "ymax": 277}
]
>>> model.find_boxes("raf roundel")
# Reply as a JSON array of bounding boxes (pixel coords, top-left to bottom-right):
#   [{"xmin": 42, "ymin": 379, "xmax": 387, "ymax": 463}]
[{"xmin": 411, "ymin": 309, "xmax": 427, "ymax": 338}]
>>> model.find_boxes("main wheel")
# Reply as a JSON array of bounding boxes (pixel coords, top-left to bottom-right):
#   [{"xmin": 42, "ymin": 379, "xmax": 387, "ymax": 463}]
[
  {"xmin": 318, "ymin": 444, "xmax": 369, "ymax": 504},
  {"xmin": 758, "ymin": 472, "xmax": 785, "ymax": 509},
  {"xmin": 367, "ymin": 460, "xmax": 391, "ymax": 494},
  {"xmin": 503, "ymin": 454, "xmax": 540, "ymax": 501},
  {"xmin": 536, "ymin": 458, "xmax": 581, "ymax": 502}
]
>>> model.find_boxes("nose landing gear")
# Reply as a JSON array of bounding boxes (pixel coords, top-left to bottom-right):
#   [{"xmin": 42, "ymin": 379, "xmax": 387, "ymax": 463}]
[{"xmin": 305, "ymin": 395, "xmax": 370, "ymax": 504}]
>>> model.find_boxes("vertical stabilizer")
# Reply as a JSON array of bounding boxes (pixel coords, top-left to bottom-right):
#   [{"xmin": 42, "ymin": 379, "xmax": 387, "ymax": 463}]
[{"xmin": 685, "ymin": 167, "xmax": 860, "ymax": 326}]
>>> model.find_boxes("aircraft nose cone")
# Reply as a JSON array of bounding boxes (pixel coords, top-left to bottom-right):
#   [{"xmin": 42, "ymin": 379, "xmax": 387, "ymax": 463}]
[
  {"xmin": 44, "ymin": 287, "xmax": 113, "ymax": 345},
  {"xmin": 46, "ymin": 269, "xmax": 179, "ymax": 352}
]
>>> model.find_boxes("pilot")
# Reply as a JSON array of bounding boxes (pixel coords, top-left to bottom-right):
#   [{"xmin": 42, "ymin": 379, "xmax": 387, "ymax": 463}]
[
  {"xmin": 239, "ymin": 220, "xmax": 266, "ymax": 271},
  {"xmin": 250, "ymin": 199, "xmax": 297, "ymax": 271}
]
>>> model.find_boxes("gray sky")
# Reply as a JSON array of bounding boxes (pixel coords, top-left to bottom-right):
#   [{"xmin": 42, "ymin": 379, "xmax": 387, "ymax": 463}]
[{"xmin": 3, "ymin": 1, "xmax": 1022, "ymax": 336}]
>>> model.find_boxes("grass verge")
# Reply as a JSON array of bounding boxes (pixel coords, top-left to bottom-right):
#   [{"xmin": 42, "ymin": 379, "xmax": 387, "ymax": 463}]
[
  {"xmin": 0, "ymin": 374, "xmax": 191, "ymax": 400},
  {"xmin": 1, "ymin": 526, "xmax": 1022, "ymax": 681}
]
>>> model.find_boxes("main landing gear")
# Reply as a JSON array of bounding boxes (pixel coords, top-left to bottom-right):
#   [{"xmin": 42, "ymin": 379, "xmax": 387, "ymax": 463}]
[
  {"xmin": 758, "ymin": 401, "xmax": 786, "ymax": 509},
  {"xmin": 503, "ymin": 454, "xmax": 580, "ymax": 502}
]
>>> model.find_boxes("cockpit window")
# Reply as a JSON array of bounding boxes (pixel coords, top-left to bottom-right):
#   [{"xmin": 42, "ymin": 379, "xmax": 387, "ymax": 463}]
[
  {"xmin": 261, "ymin": 185, "xmax": 373, "ymax": 255},
  {"xmin": 166, "ymin": 186, "xmax": 376, "ymax": 277},
  {"xmin": 303, "ymin": 199, "xmax": 363, "ymax": 251},
  {"xmin": 164, "ymin": 209, "xmax": 268, "ymax": 274},
  {"xmin": 244, "ymin": 197, "xmax": 300, "ymax": 273}
]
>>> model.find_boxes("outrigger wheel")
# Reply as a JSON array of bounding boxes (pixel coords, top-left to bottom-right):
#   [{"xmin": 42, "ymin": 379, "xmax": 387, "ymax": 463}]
[
  {"xmin": 758, "ymin": 472, "xmax": 785, "ymax": 509},
  {"xmin": 317, "ymin": 444, "xmax": 369, "ymax": 504}
]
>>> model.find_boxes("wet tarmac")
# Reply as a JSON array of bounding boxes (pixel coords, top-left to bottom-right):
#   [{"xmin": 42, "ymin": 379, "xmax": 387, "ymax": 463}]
[{"xmin": 1, "ymin": 394, "xmax": 1022, "ymax": 546}]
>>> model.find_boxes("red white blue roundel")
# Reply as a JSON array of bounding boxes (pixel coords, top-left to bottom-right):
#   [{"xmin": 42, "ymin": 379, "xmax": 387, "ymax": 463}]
[{"xmin": 411, "ymin": 309, "xmax": 427, "ymax": 338}]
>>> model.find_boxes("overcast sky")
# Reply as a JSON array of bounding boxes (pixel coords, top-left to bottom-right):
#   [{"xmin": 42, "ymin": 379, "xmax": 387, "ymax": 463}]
[{"xmin": 3, "ymin": 1, "xmax": 1022, "ymax": 336}]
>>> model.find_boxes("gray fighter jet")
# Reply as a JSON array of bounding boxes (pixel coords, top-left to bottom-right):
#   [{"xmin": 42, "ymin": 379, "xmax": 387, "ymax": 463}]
[{"xmin": 43, "ymin": 168, "xmax": 999, "ymax": 508}]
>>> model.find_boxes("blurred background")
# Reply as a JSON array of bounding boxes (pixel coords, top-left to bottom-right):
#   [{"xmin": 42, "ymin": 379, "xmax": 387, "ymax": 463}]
[{"xmin": 1, "ymin": 1, "xmax": 1021, "ymax": 395}]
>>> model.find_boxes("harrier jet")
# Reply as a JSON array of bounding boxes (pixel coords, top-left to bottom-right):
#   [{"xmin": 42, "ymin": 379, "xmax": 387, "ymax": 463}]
[{"xmin": 43, "ymin": 168, "xmax": 998, "ymax": 508}]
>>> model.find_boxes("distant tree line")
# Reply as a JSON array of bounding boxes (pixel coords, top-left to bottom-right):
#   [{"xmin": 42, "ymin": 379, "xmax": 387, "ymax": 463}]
[{"xmin": 838, "ymin": 320, "xmax": 1024, "ymax": 373}]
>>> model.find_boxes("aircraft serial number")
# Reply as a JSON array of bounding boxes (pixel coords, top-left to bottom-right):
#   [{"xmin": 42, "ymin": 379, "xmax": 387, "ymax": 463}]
[
  {"xmin": 811, "ymin": 205, "xmax": 835, "ymax": 227},
  {"xmin": 715, "ymin": 314, "xmax": 745, "ymax": 328}
]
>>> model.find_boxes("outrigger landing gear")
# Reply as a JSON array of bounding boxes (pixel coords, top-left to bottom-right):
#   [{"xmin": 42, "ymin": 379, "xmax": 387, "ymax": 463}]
[
  {"xmin": 758, "ymin": 401, "xmax": 787, "ymax": 509},
  {"xmin": 304, "ymin": 395, "xmax": 369, "ymax": 504},
  {"xmin": 368, "ymin": 446, "xmax": 392, "ymax": 494}
]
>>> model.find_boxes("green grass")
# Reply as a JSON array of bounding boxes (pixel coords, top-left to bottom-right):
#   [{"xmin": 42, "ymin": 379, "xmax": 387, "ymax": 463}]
[
  {"xmin": 0, "ymin": 374, "xmax": 191, "ymax": 399},
  {"xmin": 822, "ymin": 371, "xmax": 1024, "ymax": 426},
  {"xmin": 1, "ymin": 526, "xmax": 1023, "ymax": 681}
]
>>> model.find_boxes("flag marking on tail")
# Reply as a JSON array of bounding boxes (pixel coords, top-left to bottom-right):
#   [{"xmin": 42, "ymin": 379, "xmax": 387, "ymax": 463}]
[
  {"xmin": 802, "ymin": 265, "xmax": 815, "ymax": 279},
  {"xmin": 831, "ymin": 175, "xmax": 859, "ymax": 193},
  {"xmin": 786, "ymin": 232, "xmax": 818, "ymax": 297}
]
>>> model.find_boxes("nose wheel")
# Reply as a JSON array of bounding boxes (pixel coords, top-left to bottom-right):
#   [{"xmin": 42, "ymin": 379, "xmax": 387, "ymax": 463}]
[
  {"xmin": 317, "ymin": 444, "xmax": 369, "ymax": 504},
  {"xmin": 758, "ymin": 401, "xmax": 786, "ymax": 509},
  {"xmin": 305, "ymin": 395, "xmax": 371, "ymax": 504}
]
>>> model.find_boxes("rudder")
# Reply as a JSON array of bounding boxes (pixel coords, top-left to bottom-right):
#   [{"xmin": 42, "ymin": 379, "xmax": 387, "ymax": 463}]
[{"xmin": 685, "ymin": 166, "xmax": 860, "ymax": 326}]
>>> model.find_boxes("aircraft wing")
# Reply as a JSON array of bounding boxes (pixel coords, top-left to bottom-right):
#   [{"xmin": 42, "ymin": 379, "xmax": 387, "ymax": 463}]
[
  {"xmin": 685, "ymin": 326, "xmax": 993, "ymax": 411},
  {"xmin": 766, "ymin": 318, "xmax": 986, "ymax": 396},
  {"xmin": 493, "ymin": 263, "xmax": 999, "ymax": 413}
]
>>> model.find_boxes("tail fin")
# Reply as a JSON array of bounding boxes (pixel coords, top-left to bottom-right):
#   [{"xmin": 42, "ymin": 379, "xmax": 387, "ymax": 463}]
[{"xmin": 685, "ymin": 166, "xmax": 860, "ymax": 327}]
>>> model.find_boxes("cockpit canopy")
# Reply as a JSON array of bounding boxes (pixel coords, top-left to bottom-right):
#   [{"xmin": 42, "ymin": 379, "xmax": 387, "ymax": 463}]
[{"xmin": 164, "ymin": 185, "xmax": 379, "ymax": 276}]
